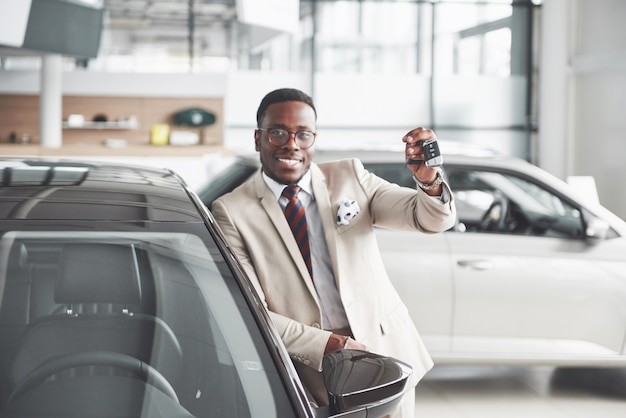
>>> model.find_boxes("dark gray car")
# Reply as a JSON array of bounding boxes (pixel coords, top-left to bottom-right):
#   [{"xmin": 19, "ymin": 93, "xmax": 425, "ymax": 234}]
[{"xmin": 0, "ymin": 158, "xmax": 411, "ymax": 418}]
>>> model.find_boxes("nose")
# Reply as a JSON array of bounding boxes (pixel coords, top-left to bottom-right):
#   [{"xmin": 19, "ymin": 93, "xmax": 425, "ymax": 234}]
[{"xmin": 283, "ymin": 132, "xmax": 300, "ymax": 148}]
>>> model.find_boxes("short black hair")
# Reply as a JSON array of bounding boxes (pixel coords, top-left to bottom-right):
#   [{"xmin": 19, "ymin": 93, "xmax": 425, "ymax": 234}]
[{"xmin": 256, "ymin": 88, "xmax": 317, "ymax": 126}]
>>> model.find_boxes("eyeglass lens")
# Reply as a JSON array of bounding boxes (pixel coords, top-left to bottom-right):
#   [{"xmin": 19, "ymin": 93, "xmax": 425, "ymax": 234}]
[{"xmin": 263, "ymin": 128, "xmax": 316, "ymax": 148}]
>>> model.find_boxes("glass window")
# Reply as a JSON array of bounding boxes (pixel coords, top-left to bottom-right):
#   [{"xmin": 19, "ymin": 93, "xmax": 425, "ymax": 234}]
[
  {"xmin": 0, "ymin": 228, "xmax": 297, "ymax": 417},
  {"xmin": 446, "ymin": 167, "xmax": 584, "ymax": 238},
  {"xmin": 315, "ymin": 1, "xmax": 420, "ymax": 74},
  {"xmin": 434, "ymin": 2, "xmax": 516, "ymax": 77}
]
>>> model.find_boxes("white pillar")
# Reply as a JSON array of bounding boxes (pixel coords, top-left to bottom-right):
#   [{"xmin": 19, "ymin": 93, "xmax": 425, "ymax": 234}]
[
  {"xmin": 40, "ymin": 54, "xmax": 63, "ymax": 148},
  {"xmin": 537, "ymin": 0, "xmax": 572, "ymax": 179}
]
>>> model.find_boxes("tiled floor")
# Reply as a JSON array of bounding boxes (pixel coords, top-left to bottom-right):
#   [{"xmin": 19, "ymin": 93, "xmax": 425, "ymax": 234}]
[{"xmin": 414, "ymin": 365, "xmax": 626, "ymax": 417}]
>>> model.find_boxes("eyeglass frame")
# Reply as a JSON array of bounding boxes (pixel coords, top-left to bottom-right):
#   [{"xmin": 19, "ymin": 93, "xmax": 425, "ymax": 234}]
[{"xmin": 256, "ymin": 128, "xmax": 317, "ymax": 149}]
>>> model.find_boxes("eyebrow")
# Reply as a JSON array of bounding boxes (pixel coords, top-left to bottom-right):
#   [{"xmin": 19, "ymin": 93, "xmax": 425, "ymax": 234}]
[{"xmin": 264, "ymin": 124, "xmax": 314, "ymax": 131}]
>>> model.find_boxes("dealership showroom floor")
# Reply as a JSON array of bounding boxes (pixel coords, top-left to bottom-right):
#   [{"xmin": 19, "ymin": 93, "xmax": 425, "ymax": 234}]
[{"xmin": 413, "ymin": 365, "xmax": 626, "ymax": 417}]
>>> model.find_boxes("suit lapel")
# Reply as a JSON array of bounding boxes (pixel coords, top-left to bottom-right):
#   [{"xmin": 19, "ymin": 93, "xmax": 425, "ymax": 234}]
[{"xmin": 254, "ymin": 173, "xmax": 318, "ymax": 296}]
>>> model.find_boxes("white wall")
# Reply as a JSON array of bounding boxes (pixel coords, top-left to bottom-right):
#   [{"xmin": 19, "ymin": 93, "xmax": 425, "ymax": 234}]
[
  {"xmin": 539, "ymin": 0, "xmax": 626, "ymax": 218},
  {"xmin": 571, "ymin": 0, "xmax": 626, "ymax": 219},
  {"xmin": 0, "ymin": 71, "xmax": 228, "ymax": 97}
]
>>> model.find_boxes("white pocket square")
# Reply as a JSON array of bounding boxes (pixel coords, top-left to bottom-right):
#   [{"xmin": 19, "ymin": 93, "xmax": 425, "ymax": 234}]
[{"xmin": 336, "ymin": 198, "xmax": 360, "ymax": 225}]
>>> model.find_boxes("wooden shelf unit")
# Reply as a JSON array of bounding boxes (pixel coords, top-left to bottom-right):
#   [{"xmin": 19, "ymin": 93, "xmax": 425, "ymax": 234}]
[{"xmin": 0, "ymin": 94, "xmax": 224, "ymax": 148}]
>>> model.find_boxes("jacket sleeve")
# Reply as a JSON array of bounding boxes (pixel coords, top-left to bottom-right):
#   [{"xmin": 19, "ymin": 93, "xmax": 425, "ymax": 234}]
[
  {"xmin": 211, "ymin": 198, "xmax": 331, "ymax": 372},
  {"xmin": 351, "ymin": 158, "xmax": 457, "ymax": 233}
]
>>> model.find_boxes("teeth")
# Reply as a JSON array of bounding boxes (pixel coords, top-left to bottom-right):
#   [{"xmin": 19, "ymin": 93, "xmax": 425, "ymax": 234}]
[{"xmin": 278, "ymin": 158, "xmax": 300, "ymax": 165}]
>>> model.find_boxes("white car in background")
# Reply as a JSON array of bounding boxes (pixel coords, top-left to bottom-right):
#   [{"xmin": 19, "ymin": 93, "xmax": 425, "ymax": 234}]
[{"xmin": 197, "ymin": 147, "xmax": 626, "ymax": 368}]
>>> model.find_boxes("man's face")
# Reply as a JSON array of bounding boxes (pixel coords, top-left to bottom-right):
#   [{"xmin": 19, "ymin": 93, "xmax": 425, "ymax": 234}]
[{"xmin": 255, "ymin": 101, "xmax": 316, "ymax": 185}]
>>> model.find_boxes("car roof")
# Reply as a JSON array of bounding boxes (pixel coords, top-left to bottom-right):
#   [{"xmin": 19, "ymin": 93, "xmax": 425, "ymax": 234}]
[
  {"xmin": 227, "ymin": 147, "xmax": 626, "ymax": 232},
  {"xmin": 0, "ymin": 158, "xmax": 202, "ymax": 222},
  {"xmin": 228, "ymin": 146, "xmax": 560, "ymax": 190},
  {"xmin": 312, "ymin": 147, "xmax": 560, "ymax": 187}
]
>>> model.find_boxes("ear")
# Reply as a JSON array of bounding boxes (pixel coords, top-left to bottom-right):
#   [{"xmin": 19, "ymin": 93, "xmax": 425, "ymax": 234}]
[{"xmin": 254, "ymin": 129, "xmax": 261, "ymax": 151}]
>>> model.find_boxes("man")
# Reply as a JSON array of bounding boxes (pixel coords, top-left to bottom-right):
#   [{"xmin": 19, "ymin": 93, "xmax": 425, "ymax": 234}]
[{"xmin": 211, "ymin": 88, "xmax": 456, "ymax": 417}]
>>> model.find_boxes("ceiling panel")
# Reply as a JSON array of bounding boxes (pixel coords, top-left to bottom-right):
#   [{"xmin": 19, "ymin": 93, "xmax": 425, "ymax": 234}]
[{"xmin": 104, "ymin": 0, "xmax": 237, "ymax": 27}]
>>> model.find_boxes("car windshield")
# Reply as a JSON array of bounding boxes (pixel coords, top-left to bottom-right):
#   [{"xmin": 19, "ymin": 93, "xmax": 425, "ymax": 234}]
[
  {"xmin": 0, "ymin": 223, "xmax": 298, "ymax": 417},
  {"xmin": 197, "ymin": 158, "xmax": 259, "ymax": 207}
]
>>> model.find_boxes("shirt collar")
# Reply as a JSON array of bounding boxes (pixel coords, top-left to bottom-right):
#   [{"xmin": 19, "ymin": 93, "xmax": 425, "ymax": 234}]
[{"xmin": 262, "ymin": 170, "xmax": 313, "ymax": 201}]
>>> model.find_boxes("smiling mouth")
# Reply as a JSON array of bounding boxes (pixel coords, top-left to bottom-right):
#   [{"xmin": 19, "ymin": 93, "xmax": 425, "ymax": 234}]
[{"xmin": 277, "ymin": 157, "xmax": 302, "ymax": 166}]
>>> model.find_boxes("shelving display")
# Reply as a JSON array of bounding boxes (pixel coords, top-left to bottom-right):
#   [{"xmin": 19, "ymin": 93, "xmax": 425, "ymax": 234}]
[
  {"xmin": 62, "ymin": 120, "xmax": 139, "ymax": 130},
  {"xmin": 0, "ymin": 94, "xmax": 224, "ymax": 147}
]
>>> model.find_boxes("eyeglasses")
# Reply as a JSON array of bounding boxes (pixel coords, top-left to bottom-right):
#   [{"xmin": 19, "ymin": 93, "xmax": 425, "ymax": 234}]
[{"xmin": 257, "ymin": 128, "xmax": 317, "ymax": 149}]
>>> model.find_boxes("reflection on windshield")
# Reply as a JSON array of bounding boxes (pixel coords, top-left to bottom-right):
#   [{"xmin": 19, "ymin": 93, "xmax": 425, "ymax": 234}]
[{"xmin": 0, "ymin": 231, "xmax": 294, "ymax": 417}]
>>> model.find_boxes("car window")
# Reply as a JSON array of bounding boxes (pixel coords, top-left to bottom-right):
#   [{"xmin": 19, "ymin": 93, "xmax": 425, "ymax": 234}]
[
  {"xmin": 0, "ymin": 228, "xmax": 298, "ymax": 417},
  {"xmin": 446, "ymin": 167, "xmax": 585, "ymax": 239},
  {"xmin": 362, "ymin": 162, "xmax": 416, "ymax": 188},
  {"xmin": 198, "ymin": 159, "xmax": 259, "ymax": 207}
]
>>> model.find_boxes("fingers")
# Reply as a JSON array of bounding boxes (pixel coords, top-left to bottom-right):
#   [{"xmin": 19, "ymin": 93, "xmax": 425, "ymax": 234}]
[
  {"xmin": 402, "ymin": 127, "xmax": 436, "ymax": 144},
  {"xmin": 344, "ymin": 337, "xmax": 367, "ymax": 351},
  {"xmin": 404, "ymin": 127, "xmax": 437, "ymax": 164}
]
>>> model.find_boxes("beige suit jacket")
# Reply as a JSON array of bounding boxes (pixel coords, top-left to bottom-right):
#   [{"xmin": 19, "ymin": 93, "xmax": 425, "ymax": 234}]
[{"xmin": 211, "ymin": 158, "xmax": 456, "ymax": 397}]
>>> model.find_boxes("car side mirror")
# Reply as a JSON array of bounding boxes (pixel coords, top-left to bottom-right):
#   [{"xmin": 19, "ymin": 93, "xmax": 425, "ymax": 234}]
[
  {"xmin": 585, "ymin": 218, "xmax": 610, "ymax": 243},
  {"xmin": 322, "ymin": 349, "xmax": 412, "ymax": 417}
]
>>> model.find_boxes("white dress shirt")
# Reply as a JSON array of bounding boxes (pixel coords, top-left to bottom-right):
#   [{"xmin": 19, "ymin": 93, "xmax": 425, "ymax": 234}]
[{"xmin": 263, "ymin": 171, "xmax": 351, "ymax": 330}]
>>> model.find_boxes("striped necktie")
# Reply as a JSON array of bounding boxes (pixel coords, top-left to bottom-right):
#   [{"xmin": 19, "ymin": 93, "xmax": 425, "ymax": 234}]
[{"xmin": 281, "ymin": 185, "xmax": 313, "ymax": 281}]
